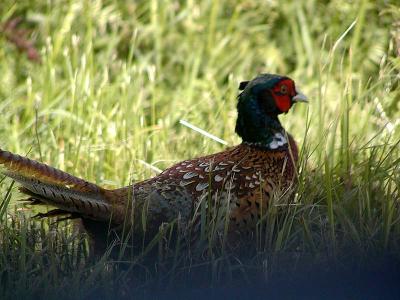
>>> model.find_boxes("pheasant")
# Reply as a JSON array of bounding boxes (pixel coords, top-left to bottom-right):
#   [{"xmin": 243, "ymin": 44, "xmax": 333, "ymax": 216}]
[{"xmin": 0, "ymin": 73, "xmax": 307, "ymax": 243}]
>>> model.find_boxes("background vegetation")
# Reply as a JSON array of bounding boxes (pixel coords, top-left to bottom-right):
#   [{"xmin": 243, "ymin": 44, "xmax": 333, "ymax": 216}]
[{"xmin": 0, "ymin": 0, "xmax": 399, "ymax": 299}]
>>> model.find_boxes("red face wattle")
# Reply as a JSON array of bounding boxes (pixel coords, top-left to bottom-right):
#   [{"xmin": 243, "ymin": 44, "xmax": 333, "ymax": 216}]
[{"xmin": 271, "ymin": 79, "xmax": 297, "ymax": 113}]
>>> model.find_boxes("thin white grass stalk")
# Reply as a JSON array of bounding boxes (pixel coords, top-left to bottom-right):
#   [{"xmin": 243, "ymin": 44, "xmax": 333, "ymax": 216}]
[
  {"xmin": 137, "ymin": 159, "xmax": 162, "ymax": 174},
  {"xmin": 332, "ymin": 19, "xmax": 358, "ymax": 54},
  {"xmin": 179, "ymin": 119, "xmax": 228, "ymax": 145}
]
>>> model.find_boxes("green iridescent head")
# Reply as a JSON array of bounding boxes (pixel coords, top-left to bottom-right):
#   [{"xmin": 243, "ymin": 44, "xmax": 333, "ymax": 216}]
[{"xmin": 235, "ymin": 73, "xmax": 307, "ymax": 149}]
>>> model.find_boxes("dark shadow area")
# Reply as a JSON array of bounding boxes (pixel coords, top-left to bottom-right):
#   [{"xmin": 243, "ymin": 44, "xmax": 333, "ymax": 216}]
[{"xmin": 148, "ymin": 255, "xmax": 400, "ymax": 300}]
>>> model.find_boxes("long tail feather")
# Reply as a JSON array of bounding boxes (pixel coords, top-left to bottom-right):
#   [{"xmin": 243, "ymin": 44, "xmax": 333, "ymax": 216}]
[{"xmin": 0, "ymin": 149, "xmax": 112, "ymax": 221}]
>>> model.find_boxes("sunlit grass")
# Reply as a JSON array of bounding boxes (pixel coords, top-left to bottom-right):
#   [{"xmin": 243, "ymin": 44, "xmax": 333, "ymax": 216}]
[{"xmin": 0, "ymin": 0, "xmax": 399, "ymax": 298}]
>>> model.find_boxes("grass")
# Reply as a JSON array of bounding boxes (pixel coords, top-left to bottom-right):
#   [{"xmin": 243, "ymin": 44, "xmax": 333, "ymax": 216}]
[{"xmin": 1, "ymin": 0, "xmax": 400, "ymax": 299}]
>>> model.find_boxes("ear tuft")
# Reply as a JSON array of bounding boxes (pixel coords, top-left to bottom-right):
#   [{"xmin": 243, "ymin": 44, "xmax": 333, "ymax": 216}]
[{"xmin": 239, "ymin": 81, "xmax": 249, "ymax": 90}]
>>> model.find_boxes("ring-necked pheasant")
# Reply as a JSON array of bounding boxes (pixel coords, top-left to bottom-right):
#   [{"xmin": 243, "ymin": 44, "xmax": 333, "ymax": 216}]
[{"xmin": 0, "ymin": 73, "xmax": 307, "ymax": 242}]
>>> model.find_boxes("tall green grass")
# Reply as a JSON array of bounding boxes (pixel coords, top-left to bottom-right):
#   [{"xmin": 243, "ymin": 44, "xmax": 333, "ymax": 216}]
[{"xmin": 0, "ymin": 0, "xmax": 399, "ymax": 298}]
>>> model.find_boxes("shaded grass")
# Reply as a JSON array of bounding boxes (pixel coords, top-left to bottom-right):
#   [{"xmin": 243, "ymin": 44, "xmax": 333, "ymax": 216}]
[{"xmin": 0, "ymin": 0, "xmax": 400, "ymax": 298}]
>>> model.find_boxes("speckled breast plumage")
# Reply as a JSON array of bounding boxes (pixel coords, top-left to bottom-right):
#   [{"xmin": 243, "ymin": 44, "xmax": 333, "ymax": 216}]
[{"xmin": 112, "ymin": 135, "xmax": 298, "ymax": 233}]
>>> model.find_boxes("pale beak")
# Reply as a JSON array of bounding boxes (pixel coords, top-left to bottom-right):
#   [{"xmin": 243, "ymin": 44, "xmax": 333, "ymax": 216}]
[{"xmin": 292, "ymin": 88, "xmax": 308, "ymax": 103}]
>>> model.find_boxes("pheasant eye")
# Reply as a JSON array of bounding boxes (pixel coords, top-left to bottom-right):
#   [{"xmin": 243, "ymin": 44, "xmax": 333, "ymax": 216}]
[{"xmin": 280, "ymin": 85, "xmax": 288, "ymax": 94}]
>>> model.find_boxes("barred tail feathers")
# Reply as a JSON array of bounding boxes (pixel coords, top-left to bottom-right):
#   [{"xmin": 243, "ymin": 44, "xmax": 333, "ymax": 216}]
[{"xmin": 0, "ymin": 149, "xmax": 112, "ymax": 221}]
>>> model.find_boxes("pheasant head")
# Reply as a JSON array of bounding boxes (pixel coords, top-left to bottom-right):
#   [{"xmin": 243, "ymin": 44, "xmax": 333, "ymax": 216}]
[{"xmin": 235, "ymin": 74, "xmax": 307, "ymax": 149}]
